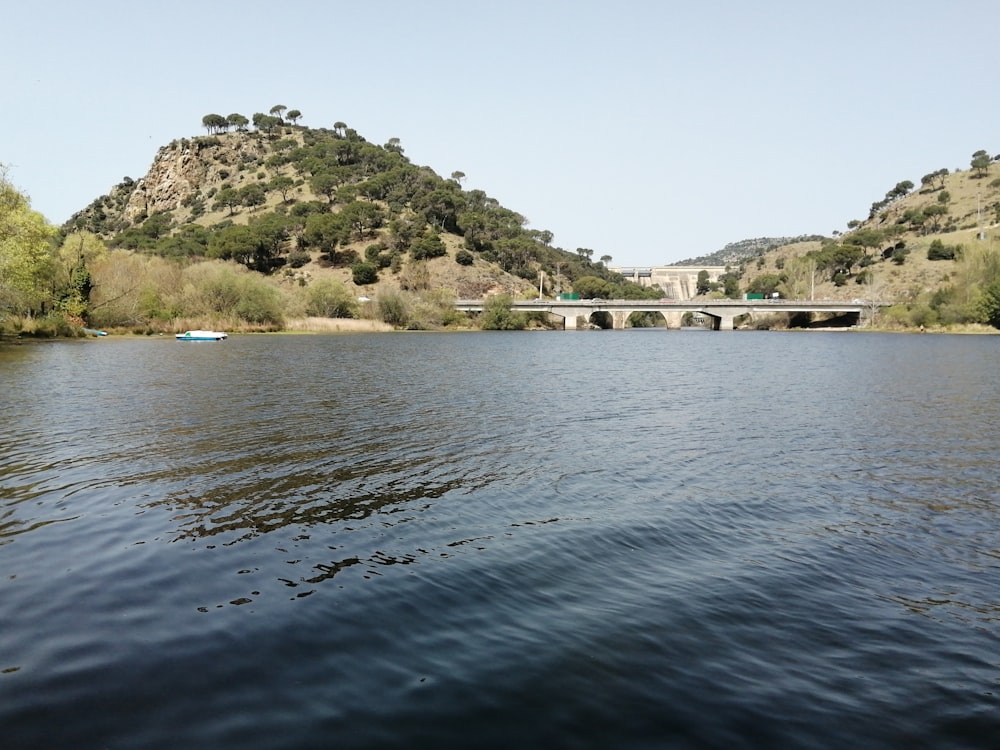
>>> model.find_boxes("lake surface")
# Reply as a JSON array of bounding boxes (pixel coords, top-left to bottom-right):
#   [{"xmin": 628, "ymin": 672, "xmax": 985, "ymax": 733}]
[{"xmin": 2, "ymin": 329, "xmax": 999, "ymax": 749}]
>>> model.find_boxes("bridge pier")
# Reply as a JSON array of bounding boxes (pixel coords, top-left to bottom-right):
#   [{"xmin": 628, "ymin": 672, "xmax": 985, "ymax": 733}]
[
  {"xmin": 712, "ymin": 314, "xmax": 737, "ymax": 330},
  {"xmin": 661, "ymin": 311, "xmax": 684, "ymax": 329}
]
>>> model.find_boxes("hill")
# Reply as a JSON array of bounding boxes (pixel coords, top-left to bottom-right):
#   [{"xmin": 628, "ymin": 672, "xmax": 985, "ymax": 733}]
[
  {"xmin": 64, "ymin": 120, "xmax": 646, "ymax": 319},
  {"xmin": 676, "ymin": 235, "xmax": 826, "ymax": 267},
  {"xmin": 721, "ymin": 153, "xmax": 1000, "ymax": 330}
]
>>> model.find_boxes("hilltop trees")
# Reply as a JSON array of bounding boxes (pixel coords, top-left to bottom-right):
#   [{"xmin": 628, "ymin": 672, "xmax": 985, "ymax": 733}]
[
  {"xmin": 227, "ymin": 113, "xmax": 249, "ymax": 131},
  {"xmin": 201, "ymin": 114, "xmax": 229, "ymax": 134},
  {"xmin": 869, "ymin": 180, "xmax": 915, "ymax": 218},
  {"xmin": 971, "ymin": 149, "xmax": 991, "ymax": 178},
  {"xmin": 920, "ymin": 168, "xmax": 949, "ymax": 191}
]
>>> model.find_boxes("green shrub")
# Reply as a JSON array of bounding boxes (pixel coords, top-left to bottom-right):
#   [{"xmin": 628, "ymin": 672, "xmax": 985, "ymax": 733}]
[
  {"xmin": 927, "ymin": 239, "xmax": 957, "ymax": 260},
  {"xmin": 351, "ymin": 261, "xmax": 378, "ymax": 285},
  {"xmin": 377, "ymin": 292, "xmax": 409, "ymax": 326},
  {"xmin": 304, "ymin": 278, "xmax": 356, "ymax": 318},
  {"xmin": 481, "ymin": 294, "xmax": 526, "ymax": 330}
]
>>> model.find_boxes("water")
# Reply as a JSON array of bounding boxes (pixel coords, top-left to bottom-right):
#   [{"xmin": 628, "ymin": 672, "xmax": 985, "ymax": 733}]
[{"xmin": 2, "ymin": 330, "xmax": 999, "ymax": 749}]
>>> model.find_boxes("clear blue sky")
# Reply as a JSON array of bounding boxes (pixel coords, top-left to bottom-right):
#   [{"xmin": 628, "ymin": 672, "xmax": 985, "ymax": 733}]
[{"xmin": 4, "ymin": 0, "xmax": 998, "ymax": 266}]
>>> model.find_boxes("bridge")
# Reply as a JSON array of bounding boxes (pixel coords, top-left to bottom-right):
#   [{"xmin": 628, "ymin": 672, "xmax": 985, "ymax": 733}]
[{"xmin": 454, "ymin": 298, "xmax": 871, "ymax": 330}]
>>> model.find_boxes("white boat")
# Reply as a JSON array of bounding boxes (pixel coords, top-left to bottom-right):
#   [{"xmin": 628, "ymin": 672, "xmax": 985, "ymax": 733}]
[{"xmin": 175, "ymin": 330, "xmax": 228, "ymax": 341}]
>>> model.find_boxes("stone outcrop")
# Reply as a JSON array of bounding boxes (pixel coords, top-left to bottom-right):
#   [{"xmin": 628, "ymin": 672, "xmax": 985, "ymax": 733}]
[{"xmin": 122, "ymin": 133, "xmax": 271, "ymax": 223}]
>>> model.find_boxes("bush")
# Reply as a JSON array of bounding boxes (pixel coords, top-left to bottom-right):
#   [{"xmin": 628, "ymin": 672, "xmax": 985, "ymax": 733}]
[
  {"xmin": 927, "ymin": 239, "xmax": 957, "ymax": 260},
  {"xmin": 305, "ymin": 277, "xmax": 356, "ymax": 318},
  {"xmin": 233, "ymin": 279, "xmax": 284, "ymax": 324},
  {"xmin": 351, "ymin": 261, "xmax": 378, "ymax": 285},
  {"xmin": 455, "ymin": 249, "xmax": 474, "ymax": 266},
  {"xmin": 411, "ymin": 232, "xmax": 447, "ymax": 260},
  {"xmin": 287, "ymin": 250, "xmax": 311, "ymax": 268},
  {"xmin": 365, "ymin": 242, "xmax": 388, "ymax": 262},
  {"xmin": 377, "ymin": 292, "xmax": 409, "ymax": 326}
]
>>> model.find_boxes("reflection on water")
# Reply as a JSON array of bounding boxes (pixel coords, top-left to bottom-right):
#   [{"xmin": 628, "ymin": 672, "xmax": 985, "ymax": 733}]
[{"xmin": 2, "ymin": 331, "xmax": 1000, "ymax": 748}]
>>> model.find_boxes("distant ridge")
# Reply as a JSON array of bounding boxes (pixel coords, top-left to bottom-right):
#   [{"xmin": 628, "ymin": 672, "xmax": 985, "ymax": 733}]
[{"xmin": 676, "ymin": 235, "xmax": 825, "ymax": 267}]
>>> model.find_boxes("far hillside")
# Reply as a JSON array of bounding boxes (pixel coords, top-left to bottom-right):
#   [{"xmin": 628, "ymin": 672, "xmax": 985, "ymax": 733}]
[{"xmin": 730, "ymin": 150, "xmax": 1000, "ymax": 330}]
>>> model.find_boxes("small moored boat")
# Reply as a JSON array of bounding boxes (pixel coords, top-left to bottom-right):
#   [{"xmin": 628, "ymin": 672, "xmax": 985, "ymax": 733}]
[{"xmin": 175, "ymin": 330, "xmax": 228, "ymax": 341}]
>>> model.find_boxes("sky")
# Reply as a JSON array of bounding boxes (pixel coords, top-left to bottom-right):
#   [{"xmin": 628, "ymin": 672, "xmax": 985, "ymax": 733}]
[{"xmin": 4, "ymin": 0, "xmax": 999, "ymax": 266}]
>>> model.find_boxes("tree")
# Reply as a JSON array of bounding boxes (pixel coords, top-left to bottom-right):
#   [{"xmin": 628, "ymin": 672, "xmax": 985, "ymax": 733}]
[
  {"xmin": 227, "ymin": 113, "xmax": 249, "ymax": 131},
  {"xmin": 239, "ymin": 183, "xmax": 267, "ymax": 212},
  {"xmin": 696, "ymin": 270, "xmax": 711, "ymax": 295},
  {"xmin": 922, "ymin": 203, "xmax": 948, "ymax": 232},
  {"xmin": 971, "ymin": 150, "xmax": 991, "ymax": 178},
  {"xmin": 269, "ymin": 175, "xmax": 295, "ymax": 202},
  {"xmin": 302, "ymin": 212, "xmax": 348, "ymax": 255},
  {"xmin": 719, "ymin": 273, "xmax": 741, "ymax": 299},
  {"xmin": 779, "ymin": 257, "xmax": 817, "ymax": 299},
  {"xmin": 415, "ymin": 187, "xmax": 460, "ymax": 231},
  {"xmin": 887, "ymin": 180, "xmax": 914, "ymax": 201},
  {"xmin": 975, "ymin": 281, "xmax": 1000, "ymax": 328},
  {"xmin": 310, "ymin": 171, "xmax": 342, "ymax": 204},
  {"xmin": 206, "ymin": 224, "xmax": 256, "ymax": 266},
  {"xmin": 212, "ymin": 186, "xmax": 241, "ymax": 215},
  {"xmin": 534, "ymin": 230, "xmax": 554, "ymax": 246},
  {"xmin": 201, "ymin": 113, "xmax": 228, "ymax": 134},
  {"xmin": 0, "ymin": 167, "xmax": 57, "ymax": 316},
  {"xmin": 269, "ymin": 104, "xmax": 287, "ymax": 122},
  {"xmin": 340, "ymin": 201, "xmax": 384, "ymax": 241},
  {"xmin": 480, "ymin": 294, "xmax": 526, "ymax": 330},
  {"xmin": 206, "ymin": 215, "xmax": 288, "ymax": 272},
  {"xmin": 253, "ymin": 113, "xmax": 281, "ymax": 133},
  {"xmin": 285, "ymin": 109, "xmax": 302, "ymax": 125},
  {"xmin": 411, "ymin": 231, "xmax": 447, "ymax": 260},
  {"xmin": 747, "ymin": 274, "xmax": 782, "ymax": 297},
  {"xmin": 572, "ymin": 275, "xmax": 611, "ymax": 298},
  {"xmin": 600, "ymin": 255, "xmax": 613, "ymax": 265},
  {"xmin": 844, "ymin": 228, "xmax": 883, "ymax": 257}
]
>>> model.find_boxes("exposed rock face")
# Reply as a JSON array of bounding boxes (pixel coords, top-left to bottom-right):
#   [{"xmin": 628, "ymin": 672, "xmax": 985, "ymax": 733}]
[{"xmin": 123, "ymin": 133, "xmax": 271, "ymax": 222}]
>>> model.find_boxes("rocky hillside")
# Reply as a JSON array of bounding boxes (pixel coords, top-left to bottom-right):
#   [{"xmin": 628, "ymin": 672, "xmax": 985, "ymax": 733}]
[{"xmin": 65, "ymin": 123, "xmax": 635, "ymax": 301}]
